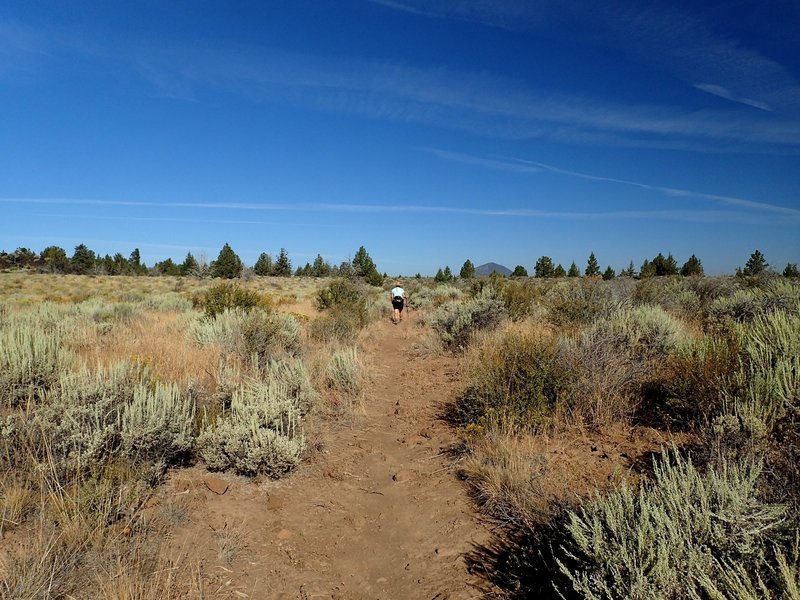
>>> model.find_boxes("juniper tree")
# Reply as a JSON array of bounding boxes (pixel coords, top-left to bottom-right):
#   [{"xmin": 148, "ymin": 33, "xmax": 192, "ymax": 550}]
[
  {"xmin": 602, "ymin": 266, "xmax": 615, "ymax": 280},
  {"xmin": 784, "ymin": 263, "xmax": 799, "ymax": 278},
  {"xmin": 180, "ymin": 252, "xmax": 199, "ymax": 276},
  {"xmin": 443, "ymin": 265, "xmax": 454, "ymax": 281},
  {"xmin": 40, "ymin": 246, "xmax": 69, "ymax": 273},
  {"xmin": 534, "ymin": 256, "xmax": 555, "ymax": 278},
  {"xmin": 512, "ymin": 265, "xmax": 529, "ymax": 277},
  {"xmin": 71, "ymin": 244, "xmax": 96, "ymax": 275},
  {"xmin": 554, "ymin": 263, "xmax": 566, "ymax": 277},
  {"xmin": 681, "ymin": 254, "xmax": 704, "ymax": 277},
  {"xmin": 311, "ymin": 254, "xmax": 331, "ymax": 277},
  {"xmin": 434, "ymin": 268, "xmax": 447, "ymax": 282},
  {"xmin": 253, "ymin": 252, "xmax": 273, "ymax": 276},
  {"xmin": 567, "ymin": 261, "xmax": 580, "ymax": 277},
  {"xmin": 210, "ymin": 243, "xmax": 243, "ymax": 279}
]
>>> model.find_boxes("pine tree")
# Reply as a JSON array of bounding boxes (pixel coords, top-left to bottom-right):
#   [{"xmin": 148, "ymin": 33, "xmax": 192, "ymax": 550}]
[
  {"xmin": 681, "ymin": 254, "xmax": 704, "ymax": 277},
  {"xmin": 620, "ymin": 261, "xmax": 636, "ymax": 278},
  {"xmin": 743, "ymin": 250, "xmax": 768, "ymax": 276},
  {"xmin": 442, "ymin": 266, "xmax": 454, "ymax": 281},
  {"xmin": 567, "ymin": 261, "xmax": 580, "ymax": 277},
  {"xmin": 129, "ymin": 248, "xmax": 147, "ymax": 275},
  {"xmin": 352, "ymin": 246, "xmax": 376, "ymax": 278},
  {"xmin": 585, "ymin": 252, "xmax": 600, "ymax": 277},
  {"xmin": 784, "ymin": 263, "xmax": 799, "ymax": 278},
  {"xmin": 273, "ymin": 248, "xmax": 292, "ymax": 277},
  {"xmin": 253, "ymin": 252, "xmax": 273, "ymax": 276},
  {"xmin": 554, "ymin": 264, "xmax": 566, "ymax": 277},
  {"xmin": 640, "ymin": 259, "xmax": 656, "ymax": 278},
  {"xmin": 460, "ymin": 259, "xmax": 475, "ymax": 279},
  {"xmin": 602, "ymin": 266, "xmax": 615, "ymax": 280},
  {"xmin": 311, "ymin": 254, "xmax": 331, "ymax": 277},
  {"xmin": 534, "ymin": 256, "xmax": 555, "ymax": 278},
  {"xmin": 210, "ymin": 243, "xmax": 243, "ymax": 279}
]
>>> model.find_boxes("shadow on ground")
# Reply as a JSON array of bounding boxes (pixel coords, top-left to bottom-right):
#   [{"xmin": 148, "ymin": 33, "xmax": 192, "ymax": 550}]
[{"xmin": 464, "ymin": 518, "xmax": 580, "ymax": 600}]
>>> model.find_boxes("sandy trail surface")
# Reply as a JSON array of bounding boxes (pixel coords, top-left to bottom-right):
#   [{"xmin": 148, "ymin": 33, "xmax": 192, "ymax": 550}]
[{"xmin": 170, "ymin": 313, "xmax": 490, "ymax": 599}]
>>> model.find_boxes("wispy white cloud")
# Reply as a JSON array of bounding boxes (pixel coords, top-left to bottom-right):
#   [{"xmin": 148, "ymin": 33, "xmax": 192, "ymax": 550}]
[
  {"xmin": 126, "ymin": 45, "xmax": 800, "ymax": 147},
  {"xmin": 0, "ymin": 196, "xmax": 786, "ymax": 224},
  {"xmin": 31, "ymin": 213, "xmax": 334, "ymax": 227},
  {"xmin": 426, "ymin": 147, "xmax": 800, "ymax": 217},
  {"xmin": 370, "ymin": 1, "xmax": 800, "ymax": 116},
  {"xmin": 693, "ymin": 83, "xmax": 772, "ymax": 112}
]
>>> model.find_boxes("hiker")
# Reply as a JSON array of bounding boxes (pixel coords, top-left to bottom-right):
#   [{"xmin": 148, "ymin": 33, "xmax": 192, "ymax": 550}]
[{"xmin": 389, "ymin": 280, "xmax": 407, "ymax": 324}]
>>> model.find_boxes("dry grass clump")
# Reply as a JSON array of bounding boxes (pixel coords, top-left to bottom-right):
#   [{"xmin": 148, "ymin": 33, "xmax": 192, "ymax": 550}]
[
  {"xmin": 454, "ymin": 323, "xmax": 568, "ymax": 428},
  {"xmin": 325, "ymin": 347, "xmax": 364, "ymax": 397},
  {"xmin": 460, "ymin": 426, "xmax": 555, "ymax": 529}
]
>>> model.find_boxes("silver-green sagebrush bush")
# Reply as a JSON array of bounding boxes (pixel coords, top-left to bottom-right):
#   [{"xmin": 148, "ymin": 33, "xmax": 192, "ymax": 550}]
[
  {"xmin": 411, "ymin": 283, "xmax": 463, "ymax": 310},
  {"xmin": 187, "ymin": 307, "xmax": 300, "ymax": 363},
  {"xmin": 0, "ymin": 323, "xmax": 74, "ymax": 405},
  {"xmin": 429, "ymin": 289, "xmax": 506, "ymax": 350},
  {"xmin": 197, "ymin": 361, "xmax": 309, "ymax": 476},
  {"xmin": 557, "ymin": 450, "xmax": 789, "ymax": 600},
  {"xmin": 120, "ymin": 381, "xmax": 195, "ymax": 465}
]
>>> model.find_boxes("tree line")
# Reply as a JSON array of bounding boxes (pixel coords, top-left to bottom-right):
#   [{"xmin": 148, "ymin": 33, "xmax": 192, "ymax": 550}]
[
  {"xmin": 433, "ymin": 250, "xmax": 799, "ymax": 281},
  {"xmin": 0, "ymin": 243, "xmax": 387, "ymax": 283}
]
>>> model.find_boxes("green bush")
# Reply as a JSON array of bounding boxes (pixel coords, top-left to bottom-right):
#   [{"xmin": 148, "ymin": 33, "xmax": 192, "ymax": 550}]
[
  {"xmin": 665, "ymin": 335, "xmax": 745, "ymax": 423},
  {"xmin": 557, "ymin": 450, "xmax": 789, "ymax": 600},
  {"xmin": 500, "ymin": 280, "xmax": 541, "ymax": 321},
  {"xmin": 193, "ymin": 282, "xmax": 265, "ymax": 318},
  {"xmin": 312, "ymin": 279, "xmax": 369, "ymax": 343},
  {"xmin": 454, "ymin": 327, "xmax": 569, "ymax": 427}
]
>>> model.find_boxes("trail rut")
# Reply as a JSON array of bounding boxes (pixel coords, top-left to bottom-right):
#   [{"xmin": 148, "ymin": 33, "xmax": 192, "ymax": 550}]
[{"xmin": 170, "ymin": 314, "xmax": 490, "ymax": 599}]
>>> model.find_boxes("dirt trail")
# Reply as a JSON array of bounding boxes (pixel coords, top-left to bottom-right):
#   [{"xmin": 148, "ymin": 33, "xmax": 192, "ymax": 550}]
[{"xmin": 170, "ymin": 313, "xmax": 490, "ymax": 599}]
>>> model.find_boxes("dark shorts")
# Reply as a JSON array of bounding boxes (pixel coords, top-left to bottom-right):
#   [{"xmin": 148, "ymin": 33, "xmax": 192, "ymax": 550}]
[{"xmin": 392, "ymin": 298, "xmax": 404, "ymax": 311}]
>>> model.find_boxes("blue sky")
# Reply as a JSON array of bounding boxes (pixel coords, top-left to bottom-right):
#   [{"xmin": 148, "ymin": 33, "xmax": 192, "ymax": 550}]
[{"xmin": 1, "ymin": 0, "xmax": 799, "ymax": 275}]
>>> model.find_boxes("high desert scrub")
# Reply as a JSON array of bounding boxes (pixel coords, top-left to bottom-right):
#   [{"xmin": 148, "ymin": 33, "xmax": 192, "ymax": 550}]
[{"xmin": 0, "ymin": 274, "xmax": 331, "ymax": 595}]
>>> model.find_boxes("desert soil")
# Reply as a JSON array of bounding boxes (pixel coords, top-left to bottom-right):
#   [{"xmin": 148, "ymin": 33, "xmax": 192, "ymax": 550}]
[{"xmin": 167, "ymin": 313, "xmax": 492, "ymax": 599}]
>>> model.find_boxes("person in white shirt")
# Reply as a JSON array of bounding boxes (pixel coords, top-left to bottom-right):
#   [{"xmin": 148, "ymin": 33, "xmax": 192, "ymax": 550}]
[{"xmin": 389, "ymin": 280, "xmax": 408, "ymax": 324}]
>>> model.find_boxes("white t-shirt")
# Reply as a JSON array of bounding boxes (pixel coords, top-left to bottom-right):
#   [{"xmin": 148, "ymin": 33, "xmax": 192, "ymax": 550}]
[{"xmin": 391, "ymin": 286, "xmax": 405, "ymax": 298}]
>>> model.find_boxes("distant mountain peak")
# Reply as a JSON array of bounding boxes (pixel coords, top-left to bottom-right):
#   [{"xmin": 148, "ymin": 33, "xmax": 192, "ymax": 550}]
[{"xmin": 474, "ymin": 262, "xmax": 512, "ymax": 277}]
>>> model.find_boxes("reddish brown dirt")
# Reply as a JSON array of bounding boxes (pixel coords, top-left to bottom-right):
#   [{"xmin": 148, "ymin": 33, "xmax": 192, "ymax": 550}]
[{"xmin": 166, "ymin": 313, "xmax": 492, "ymax": 599}]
